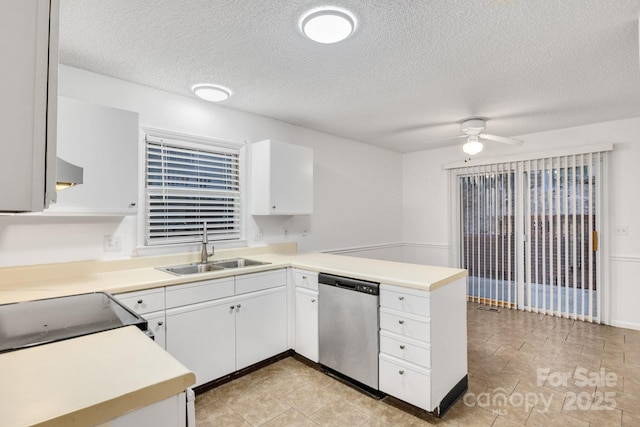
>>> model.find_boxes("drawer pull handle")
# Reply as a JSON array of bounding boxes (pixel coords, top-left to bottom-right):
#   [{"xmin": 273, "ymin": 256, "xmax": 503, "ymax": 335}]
[
  {"xmin": 137, "ymin": 299, "xmax": 143, "ymax": 304},
  {"xmin": 398, "ymin": 320, "xmax": 405, "ymax": 325},
  {"xmin": 311, "ymin": 299, "xmax": 316, "ymax": 303},
  {"xmin": 398, "ymin": 296, "xmax": 405, "ymax": 301},
  {"xmin": 302, "ymin": 276, "xmax": 307, "ymax": 279},
  {"xmin": 157, "ymin": 321, "xmax": 164, "ymax": 326},
  {"xmin": 400, "ymin": 345, "xmax": 405, "ymax": 349},
  {"xmin": 398, "ymin": 370, "xmax": 405, "ymax": 375}
]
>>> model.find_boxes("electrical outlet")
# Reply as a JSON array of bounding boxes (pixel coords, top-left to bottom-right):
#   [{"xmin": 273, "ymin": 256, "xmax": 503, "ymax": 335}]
[
  {"xmin": 615, "ymin": 225, "xmax": 629, "ymax": 236},
  {"xmin": 254, "ymin": 228, "xmax": 263, "ymax": 240},
  {"xmin": 302, "ymin": 226, "xmax": 309, "ymax": 236},
  {"xmin": 103, "ymin": 235, "xmax": 122, "ymax": 252}
]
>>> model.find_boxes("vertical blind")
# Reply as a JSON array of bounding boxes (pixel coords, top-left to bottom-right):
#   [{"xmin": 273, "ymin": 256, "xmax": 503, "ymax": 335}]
[
  {"xmin": 460, "ymin": 162, "xmax": 517, "ymax": 308},
  {"xmin": 145, "ymin": 135, "xmax": 241, "ymax": 246},
  {"xmin": 455, "ymin": 151, "xmax": 605, "ymax": 322}
]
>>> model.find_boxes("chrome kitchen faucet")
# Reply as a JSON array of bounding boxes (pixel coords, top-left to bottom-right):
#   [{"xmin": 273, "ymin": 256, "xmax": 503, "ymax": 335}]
[{"xmin": 201, "ymin": 222, "xmax": 214, "ymax": 263}]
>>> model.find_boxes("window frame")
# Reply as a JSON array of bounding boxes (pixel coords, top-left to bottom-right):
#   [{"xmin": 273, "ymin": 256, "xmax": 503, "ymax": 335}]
[{"xmin": 136, "ymin": 127, "xmax": 247, "ymax": 255}]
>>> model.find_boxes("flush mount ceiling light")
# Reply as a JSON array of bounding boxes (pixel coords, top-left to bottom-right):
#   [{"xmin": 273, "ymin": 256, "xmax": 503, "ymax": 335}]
[
  {"xmin": 191, "ymin": 84, "xmax": 231, "ymax": 102},
  {"xmin": 301, "ymin": 8, "xmax": 356, "ymax": 43},
  {"xmin": 463, "ymin": 135, "xmax": 483, "ymax": 155}
]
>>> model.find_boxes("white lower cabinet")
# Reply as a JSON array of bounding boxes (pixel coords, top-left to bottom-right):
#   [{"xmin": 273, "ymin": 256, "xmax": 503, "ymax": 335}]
[
  {"xmin": 236, "ymin": 287, "xmax": 287, "ymax": 370},
  {"xmin": 165, "ymin": 298, "xmax": 236, "ymax": 387},
  {"xmin": 379, "ymin": 280, "xmax": 467, "ymax": 414},
  {"xmin": 294, "ymin": 287, "xmax": 318, "ymax": 362},
  {"xmin": 163, "ymin": 270, "xmax": 288, "ymax": 387}
]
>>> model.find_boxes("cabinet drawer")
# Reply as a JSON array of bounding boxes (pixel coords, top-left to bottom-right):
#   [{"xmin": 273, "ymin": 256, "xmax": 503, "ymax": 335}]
[
  {"xmin": 380, "ymin": 308, "xmax": 430, "ymax": 342},
  {"xmin": 379, "ymin": 354, "xmax": 431, "ymax": 411},
  {"xmin": 293, "ymin": 269, "xmax": 318, "ymax": 291},
  {"xmin": 166, "ymin": 277, "xmax": 234, "ymax": 309},
  {"xmin": 235, "ymin": 269, "xmax": 287, "ymax": 295},
  {"xmin": 116, "ymin": 288, "xmax": 165, "ymax": 315},
  {"xmin": 380, "ymin": 286, "xmax": 430, "ymax": 316},
  {"xmin": 380, "ymin": 331, "xmax": 430, "ymax": 368}
]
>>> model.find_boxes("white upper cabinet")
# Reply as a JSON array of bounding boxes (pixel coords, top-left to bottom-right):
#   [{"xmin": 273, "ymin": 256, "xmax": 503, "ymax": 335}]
[
  {"xmin": 46, "ymin": 97, "xmax": 139, "ymax": 215},
  {"xmin": 251, "ymin": 139, "xmax": 313, "ymax": 215},
  {"xmin": 0, "ymin": 0, "xmax": 59, "ymax": 212}
]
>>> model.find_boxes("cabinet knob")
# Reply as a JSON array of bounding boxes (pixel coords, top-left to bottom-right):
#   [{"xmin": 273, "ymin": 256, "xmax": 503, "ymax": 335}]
[
  {"xmin": 311, "ymin": 299, "xmax": 316, "ymax": 303},
  {"xmin": 272, "ymin": 205, "xmax": 276, "ymax": 210},
  {"xmin": 400, "ymin": 345, "xmax": 405, "ymax": 350},
  {"xmin": 236, "ymin": 304, "xmax": 242, "ymax": 309},
  {"xmin": 157, "ymin": 321, "xmax": 164, "ymax": 326},
  {"xmin": 137, "ymin": 299, "xmax": 143, "ymax": 304},
  {"xmin": 398, "ymin": 296, "xmax": 405, "ymax": 301},
  {"xmin": 129, "ymin": 202, "xmax": 137, "ymax": 208},
  {"xmin": 230, "ymin": 305, "xmax": 235, "ymax": 310},
  {"xmin": 398, "ymin": 370, "xmax": 405, "ymax": 375},
  {"xmin": 302, "ymin": 276, "xmax": 307, "ymax": 280},
  {"xmin": 398, "ymin": 320, "xmax": 405, "ymax": 325}
]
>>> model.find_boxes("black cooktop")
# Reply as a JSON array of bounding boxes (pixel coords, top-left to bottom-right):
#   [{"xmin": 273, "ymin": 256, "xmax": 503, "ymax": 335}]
[{"xmin": 0, "ymin": 292, "xmax": 147, "ymax": 354}]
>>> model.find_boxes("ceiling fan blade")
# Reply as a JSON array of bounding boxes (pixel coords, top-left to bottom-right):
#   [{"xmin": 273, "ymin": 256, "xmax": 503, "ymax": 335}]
[
  {"xmin": 478, "ymin": 133, "xmax": 523, "ymax": 146},
  {"xmin": 423, "ymin": 134, "xmax": 467, "ymax": 149}
]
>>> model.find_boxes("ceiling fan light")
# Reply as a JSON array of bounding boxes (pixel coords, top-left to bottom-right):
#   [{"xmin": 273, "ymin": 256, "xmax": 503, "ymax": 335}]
[
  {"xmin": 191, "ymin": 84, "xmax": 231, "ymax": 102},
  {"xmin": 463, "ymin": 136, "xmax": 483, "ymax": 155},
  {"xmin": 301, "ymin": 8, "xmax": 355, "ymax": 44}
]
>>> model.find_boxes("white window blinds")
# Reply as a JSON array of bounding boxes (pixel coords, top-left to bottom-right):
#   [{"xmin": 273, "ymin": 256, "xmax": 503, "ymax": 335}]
[{"xmin": 145, "ymin": 135, "xmax": 241, "ymax": 246}]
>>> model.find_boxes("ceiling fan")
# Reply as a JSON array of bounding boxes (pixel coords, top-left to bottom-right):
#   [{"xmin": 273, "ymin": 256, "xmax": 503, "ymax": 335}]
[{"xmin": 427, "ymin": 118, "xmax": 524, "ymax": 155}]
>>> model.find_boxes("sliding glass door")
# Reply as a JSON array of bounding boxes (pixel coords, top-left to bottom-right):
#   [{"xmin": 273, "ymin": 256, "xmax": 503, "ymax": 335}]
[{"xmin": 457, "ymin": 152, "xmax": 604, "ymax": 322}]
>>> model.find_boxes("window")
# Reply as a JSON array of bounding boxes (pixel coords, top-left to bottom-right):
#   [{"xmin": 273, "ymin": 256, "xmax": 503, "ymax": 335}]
[{"xmin": 144, "ymin": 130, "xmax": 243, "ymax": 246}]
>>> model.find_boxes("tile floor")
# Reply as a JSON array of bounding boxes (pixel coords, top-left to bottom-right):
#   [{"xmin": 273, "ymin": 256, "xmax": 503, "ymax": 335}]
[{"xmin": 195, "ymin": 302, "xmax": 640, "ymax": 426}]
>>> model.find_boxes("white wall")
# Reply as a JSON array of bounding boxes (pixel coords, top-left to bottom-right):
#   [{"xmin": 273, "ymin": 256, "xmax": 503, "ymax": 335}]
[
  {"xmin": 402, "ymin": 117, "xmax": 640, "ymax": 329},
  {"xmin": 0, "ymin": 65, "xmax": 402, "ymax": 267}
]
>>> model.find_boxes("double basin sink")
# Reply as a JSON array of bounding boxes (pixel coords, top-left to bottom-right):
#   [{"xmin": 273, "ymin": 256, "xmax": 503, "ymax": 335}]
[{"xmin": 158, "ymin": 258, "xmax": 269, "ymax": 276}]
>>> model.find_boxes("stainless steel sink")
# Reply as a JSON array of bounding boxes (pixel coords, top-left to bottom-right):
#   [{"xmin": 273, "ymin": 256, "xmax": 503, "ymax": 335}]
[
  {"xmin": 212, "ymin": 258, "xmax": 268, "ymax": 269},
  {"xmin": 158, "ymin": 258, "xmax": 269, "ymax": 275}
]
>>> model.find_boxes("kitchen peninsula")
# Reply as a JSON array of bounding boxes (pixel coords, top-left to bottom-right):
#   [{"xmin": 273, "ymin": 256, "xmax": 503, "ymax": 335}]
[{"xmin": 0, "ymin": 243, "xmax": 467, "ymax": 424}]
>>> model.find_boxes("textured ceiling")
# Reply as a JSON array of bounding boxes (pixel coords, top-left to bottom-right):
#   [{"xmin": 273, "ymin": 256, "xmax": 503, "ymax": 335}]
[{"xmin": 59, "ymin": 0, "xmax": 640, "ymax": 153}]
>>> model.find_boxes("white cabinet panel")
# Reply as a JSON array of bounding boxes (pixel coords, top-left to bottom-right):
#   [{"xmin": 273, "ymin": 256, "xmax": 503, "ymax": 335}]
[
  {"xmin": 165, "ymin": 298, "xmax": 236, "ymax": 387},
  {"xmin": 235, "ymin": 269, "xmax": 286, "ymax": 295},
  {"xmin": 0, "ymin": 0, "xmax": 58, "ymax": 212},
  {"xmin": 48, "ymin": 96, "xmax": 139, "ymax": 215},
  {"xmin": 379, "ymin": 354, "xmax": 431, "ymax": 411},
  {"xmin": 145, "ymin": 311, "xmax": 167, "ymax": 350},
  {"xmin": 294, "ymin": 287, "xmax": 318, "ymax": 362},
  {"xmin": 235, "ymin": 287, "xmax": 287, "ymax": 370},
  {"xmin": 251, "ymin": 139, "xmax": 313, "ymax": 215},
  {"xmin": 116, "ymin": 288, "xmax": 165, "ymax": 315},
  {"xmin": 166, "ymin": 278, "xmax": 234, "ymax": 309},
  {"xmin": 293, "ymin": 269, "xmax": 318, "ymax": 291}
]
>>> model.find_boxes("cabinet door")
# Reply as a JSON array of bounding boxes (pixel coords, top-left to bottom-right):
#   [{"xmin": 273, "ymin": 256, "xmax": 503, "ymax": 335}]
[
  {"xmin": 166, "ymin": 299, "xmax": 235, "ymax": 387},
  {"xmin": 295, "ymin": 288, "xmax": 318, "ymax": 362},
  {"xmin": 49, "ymin": 96, "xmax": 139, "ymax": 214},
  {"xmin": 269, "ymin": 141, "xmax": 313, "ymax": 214},
  {"xmin": 0, "ymin": 0, "xmax": 57, "ymax": 212},
  {"xmin": 235, "ymin": 287, "xmax": 287, "ymax": 370},
  {"xmin": 144, "ymin": 311, "xmax": 167, "ymax": 350}
]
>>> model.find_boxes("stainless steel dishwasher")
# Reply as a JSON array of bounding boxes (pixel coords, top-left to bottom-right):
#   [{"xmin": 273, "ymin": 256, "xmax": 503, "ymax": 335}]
[{"xmin": 318, "ymin": 273, "xmax": 380, "ymax": 391}]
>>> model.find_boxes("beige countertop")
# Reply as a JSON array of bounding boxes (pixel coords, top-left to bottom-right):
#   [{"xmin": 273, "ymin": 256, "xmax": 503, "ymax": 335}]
[
  {"xmin": 0, "ymin": 247, "xmax": 466, "ymax": 305},
  {"xmin": 0, "ymin": 326, "xmax": 195, "ymax": 427}
]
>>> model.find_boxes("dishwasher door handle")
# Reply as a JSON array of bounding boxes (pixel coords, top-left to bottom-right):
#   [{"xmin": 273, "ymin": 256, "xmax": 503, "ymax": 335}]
[{"xmin": 335, "ymin": 281, "xmax": 357, "ymax": 290}]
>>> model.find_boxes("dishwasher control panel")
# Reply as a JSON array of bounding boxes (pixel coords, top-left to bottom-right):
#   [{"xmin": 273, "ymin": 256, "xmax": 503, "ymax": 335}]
[{"xmin": 318, "ymin": 273, "xmax": 380, "ymax": 295}]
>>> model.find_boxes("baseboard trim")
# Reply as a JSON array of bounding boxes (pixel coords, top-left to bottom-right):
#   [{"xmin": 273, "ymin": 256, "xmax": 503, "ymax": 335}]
[{"xmin": 609, "ymin": 320, "xmax": 640, "ymax": 331}]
